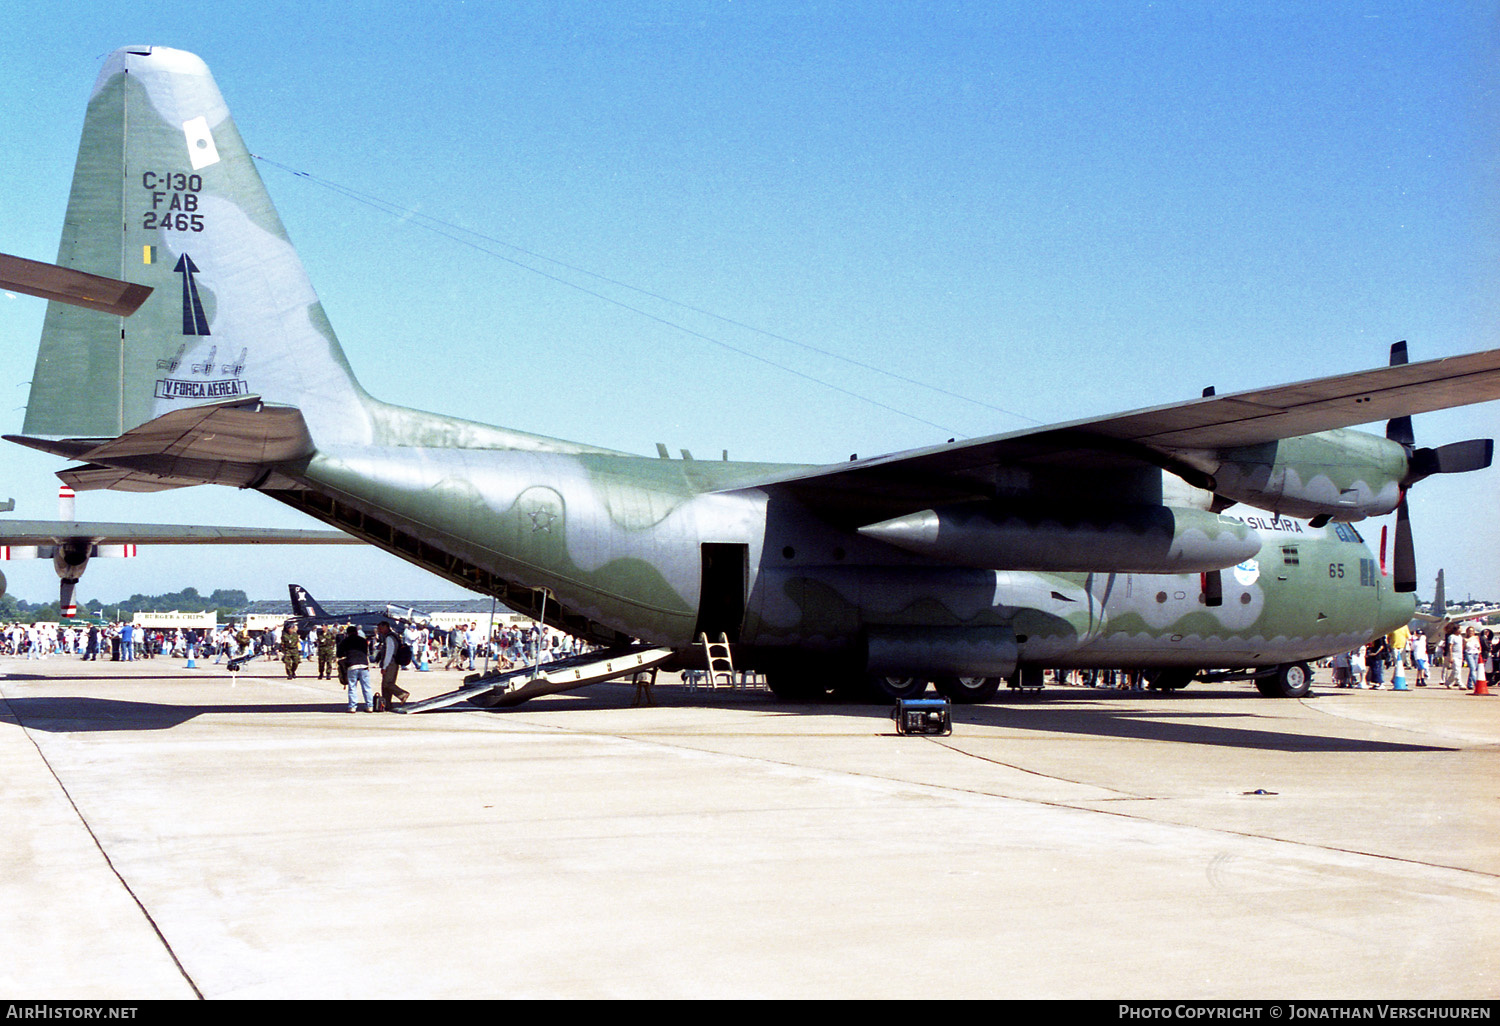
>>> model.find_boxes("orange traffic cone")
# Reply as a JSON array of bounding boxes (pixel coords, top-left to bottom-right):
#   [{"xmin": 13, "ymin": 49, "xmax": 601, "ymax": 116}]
[{"xmin": 1474, "ymin": 670, "xmax": 1490, "ymax": 696}]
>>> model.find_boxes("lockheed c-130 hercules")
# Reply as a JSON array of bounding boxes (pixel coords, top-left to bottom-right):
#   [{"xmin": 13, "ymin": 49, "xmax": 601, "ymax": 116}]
[{"xmin": 10, "ymin": 46, "xmax": 1500, "ymax": 705}]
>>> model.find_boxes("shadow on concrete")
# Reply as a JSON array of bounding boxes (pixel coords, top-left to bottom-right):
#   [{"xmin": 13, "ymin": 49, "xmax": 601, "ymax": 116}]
[
  {"xmin": 2, "ymin": 672, "xmax": 260, "ymax": 683},
  {"xmin": 0, "ymin": 683, "xmax": 1459, "ymax": 753},
  {"xmin": 1, "ymin": 695, "xmax": 350, "ymax": 732},
  {"xmin": 491, "ymin": 682, "xmax": 1458, "ymax": 754},
  {"xmin": 946, "ymin": 702, "xmax": 1454, "ymax": 753}
]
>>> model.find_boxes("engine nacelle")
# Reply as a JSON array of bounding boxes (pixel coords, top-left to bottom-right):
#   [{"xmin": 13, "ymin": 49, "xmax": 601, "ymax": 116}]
[
  {"xmin": 53, "ymin": 540, "xmax": 91, "ymax": 618},
  {"xmin": 1206, "ymin": 430, "xmax": 1405, "ymax": 521},
  {"xmin": 858, "ymin": 503, "xmax": 1260, "ymax": 573},
  {"xmin": 52, "ymin": 539, "xmax": 91, "ymax": 580}
]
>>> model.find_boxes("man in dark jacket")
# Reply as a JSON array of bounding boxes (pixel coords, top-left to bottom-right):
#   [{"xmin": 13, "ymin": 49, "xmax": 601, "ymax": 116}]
[{"xmin": 337, "ymin": 625, "xmax": 372, "ymax": 712}]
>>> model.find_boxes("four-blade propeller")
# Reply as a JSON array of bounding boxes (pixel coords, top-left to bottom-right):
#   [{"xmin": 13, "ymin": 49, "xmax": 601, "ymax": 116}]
[{"xmin": 1386, "ymin": 341, "xmax": 1495, "ymax": 593}]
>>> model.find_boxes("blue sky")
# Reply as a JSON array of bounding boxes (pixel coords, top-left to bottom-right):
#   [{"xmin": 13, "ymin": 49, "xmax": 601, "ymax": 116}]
[{"xmin": 2, "ymin": 0, "xmax": 1497, "ymax": 604}]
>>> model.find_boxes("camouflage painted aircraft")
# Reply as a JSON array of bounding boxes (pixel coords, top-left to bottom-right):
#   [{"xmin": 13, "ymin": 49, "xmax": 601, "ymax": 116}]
[
  {"xmin": 0, "ymin": 251, "xmax": 356, "ymax": 615},
  {"xmin": 9, "ymin": 46, "xmax": 1500, "ymax": 701}
]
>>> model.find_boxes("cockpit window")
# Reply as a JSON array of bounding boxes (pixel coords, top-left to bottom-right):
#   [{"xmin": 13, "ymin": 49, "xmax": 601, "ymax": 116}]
[{"xmin": 1332, "ymin": 522, "xmax": 1364, "ymax": 544}]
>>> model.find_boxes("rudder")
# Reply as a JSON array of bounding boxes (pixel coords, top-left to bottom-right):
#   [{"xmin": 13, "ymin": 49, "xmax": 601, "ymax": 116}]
[{"xmin": 24, "ymin": 46, "xmax": 372, "ymax": 447}]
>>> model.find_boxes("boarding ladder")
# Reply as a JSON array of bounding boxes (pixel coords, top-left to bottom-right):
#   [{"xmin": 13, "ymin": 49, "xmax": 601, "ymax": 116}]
[
  {"xmin": 698, "ymin": 632, "xmax": 738, "ymax": 689},
  {"xmin": 400, "ymin": 643, "xmax": 673, "ymax": 712}
]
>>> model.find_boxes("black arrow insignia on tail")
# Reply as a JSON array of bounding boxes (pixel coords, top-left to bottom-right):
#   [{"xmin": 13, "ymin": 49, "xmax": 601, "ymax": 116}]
[{"xmin": 174, "ymin": 254, "xmax": 211, "ymax": 335}]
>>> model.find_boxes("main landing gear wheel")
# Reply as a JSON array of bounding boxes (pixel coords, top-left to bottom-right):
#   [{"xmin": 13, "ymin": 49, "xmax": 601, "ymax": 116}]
[
  {"xmin": 933, "ymin": 676, "xmax": 1002, "ymax": 703},
  {"xmin": 864, "ymin": 676, "xmax": 929, "ymax": 701},
  {"xmin": 1255, "ymin": 661, "xmax": 1312, "ymax": 698}
]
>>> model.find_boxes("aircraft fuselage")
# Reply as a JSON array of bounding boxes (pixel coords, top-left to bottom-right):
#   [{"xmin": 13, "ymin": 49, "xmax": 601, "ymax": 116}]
[{"xmin": 287, "ymin": 444, "xmax": 1413, "ymax": 681}]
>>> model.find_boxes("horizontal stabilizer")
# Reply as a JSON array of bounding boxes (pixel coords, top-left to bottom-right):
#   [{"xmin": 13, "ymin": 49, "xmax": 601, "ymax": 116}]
[
  {"xmin": 12, "ymin": 398, "xmax": 316, "ymax": 491},
  {"xmin": 3, "ymin": 436, "xmax": 114, "ymax": 460},
  {"xmin": 54, "ymin": 466, "xmax": 187, "ymax": 492},
  {"xmin": 0, "ymin": 253, "xmax": 154, "ymax": 316},
  {"xmin": 81, "ymin": 397, "xmax": 310, "ymax": 462}
]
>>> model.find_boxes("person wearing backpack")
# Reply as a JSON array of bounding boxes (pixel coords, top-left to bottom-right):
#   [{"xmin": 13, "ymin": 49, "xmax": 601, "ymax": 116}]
[{"xmin": 376, "ymin": 620, "xmax": 411, "ymax": 711}]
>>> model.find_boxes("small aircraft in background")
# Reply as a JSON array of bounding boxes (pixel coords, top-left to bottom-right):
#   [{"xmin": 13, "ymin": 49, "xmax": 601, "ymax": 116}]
[
  {"xmin": 282, "ymin": 583, "xmax": 431, "ymax": 636},
  {"xmin": 1412, "ymin": 569, "xmax": 1500, "ymax": 643}
]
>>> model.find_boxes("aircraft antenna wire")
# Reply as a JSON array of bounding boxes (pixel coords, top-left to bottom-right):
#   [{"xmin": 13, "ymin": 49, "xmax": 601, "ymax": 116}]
[{"xmin": 253, "ymin": 155, "xmax": 1043, "ymax": 435}]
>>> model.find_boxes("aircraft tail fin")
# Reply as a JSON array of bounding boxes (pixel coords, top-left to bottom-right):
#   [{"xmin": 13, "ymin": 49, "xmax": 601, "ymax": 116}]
[
  {"xmin": 24, "ymin": 46, "xmax": 373, "ymax": 448},
  {"xmin": 288, "ymin": 584, "xmax": 332, "ymax": 620}
]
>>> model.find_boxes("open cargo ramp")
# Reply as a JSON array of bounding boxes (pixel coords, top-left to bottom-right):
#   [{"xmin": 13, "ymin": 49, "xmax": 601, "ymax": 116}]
[{"xmin": 400, "ymin": 645, "xmax": 674, "ymax": 712}]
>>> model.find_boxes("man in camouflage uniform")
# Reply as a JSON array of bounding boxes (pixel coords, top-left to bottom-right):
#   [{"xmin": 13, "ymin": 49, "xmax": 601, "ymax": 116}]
[
  {"xmin": 280, "ymin": 623, "xmax": 301, "ymax": 678},
  {"xmin": 316, "ymin": 626, "xmax": 337, "ymax": 680}
]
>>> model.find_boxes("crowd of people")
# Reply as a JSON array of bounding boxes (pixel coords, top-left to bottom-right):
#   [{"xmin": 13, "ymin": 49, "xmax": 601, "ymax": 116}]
[
  {"xmin": 2, "ymin": 615, "xmax": 597, "ymax": 717},
  {"xmin": 1333, "ymin": 624, "xmax": 1494, "ymax": 690},
  {"xmin": 199, "ymin": 618, "xmax": 588, "ymax": 675},
  {"xmin": 1, "ymin": 616, "xmax": 591, "ymax": 680},
  {"xmin": 1044, "ymin": 622, "xmax": 1496, "ymax": 692},
  {"xmin": 0, "ymin": 621, "xmax": 206, "ymax": 661}
]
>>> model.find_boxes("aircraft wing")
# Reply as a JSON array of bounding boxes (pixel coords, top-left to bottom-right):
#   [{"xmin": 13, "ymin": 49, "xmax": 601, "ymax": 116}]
[
  {"xmin": 0, "ymin": 520, "xmax": 356, "ymax": 546},
  {"xmin": 746, "ymin": 347, "xmax": 1500, "ymax": 517},
  {"xmin": 1416, "ymin": 604, "xmax": 1500, "ymax": 624}
]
